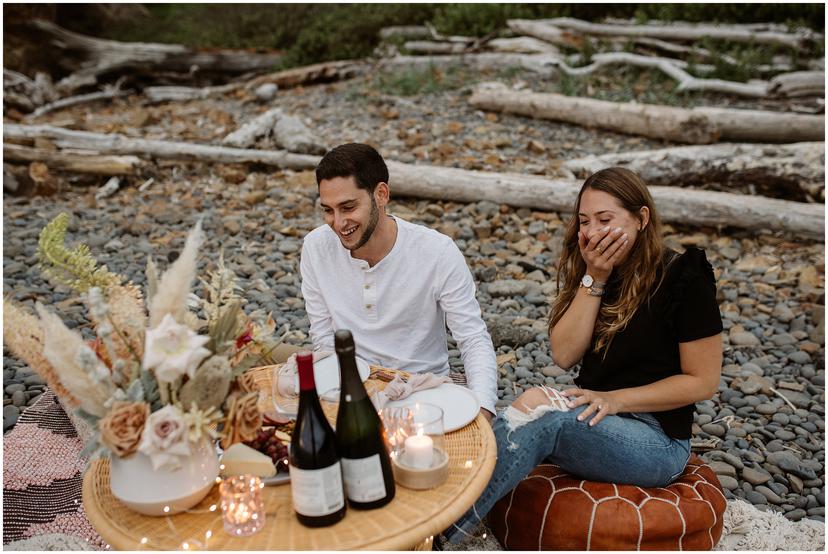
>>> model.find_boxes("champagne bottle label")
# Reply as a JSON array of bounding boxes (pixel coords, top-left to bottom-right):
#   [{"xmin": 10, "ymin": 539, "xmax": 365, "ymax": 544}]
[
  {"xmin": 290, "ymin": 462, "xmax": 345, "ymax": 517},
  {"xmin": 341, "ymin": 454, "xmax": 387, "ymax": 503}
]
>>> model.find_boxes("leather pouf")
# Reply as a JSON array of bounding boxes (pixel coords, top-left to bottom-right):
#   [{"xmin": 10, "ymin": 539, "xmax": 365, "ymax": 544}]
[{"xmin": 488, "ymin": 455, "xmax": 726, "ymax": 550}]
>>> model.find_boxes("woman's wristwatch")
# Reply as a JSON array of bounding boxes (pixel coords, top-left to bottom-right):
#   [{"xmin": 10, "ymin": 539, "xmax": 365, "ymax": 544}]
[{"xmin": 580, "ymin": 274, "xmax": 606, "ymax": 297}]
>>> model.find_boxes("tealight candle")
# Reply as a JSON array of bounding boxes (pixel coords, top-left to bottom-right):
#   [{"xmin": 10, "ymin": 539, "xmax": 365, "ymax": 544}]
[
  {"xmin": 220, "ymin": 475, "xmax": 266, "ymax": 537},
  {"xmin": 404, "ymin": 432, "xmax": 434, "ymax": 469}
]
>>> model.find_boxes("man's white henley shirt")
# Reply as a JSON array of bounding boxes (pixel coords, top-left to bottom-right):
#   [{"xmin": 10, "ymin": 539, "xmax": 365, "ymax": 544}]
[{"xmin": 299, "ymin": 215, "xmax": 498, "ymax": 414}]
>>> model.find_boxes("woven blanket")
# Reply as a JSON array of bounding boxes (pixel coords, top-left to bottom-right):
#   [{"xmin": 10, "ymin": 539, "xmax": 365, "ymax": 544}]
[{"xmin": 2, "ymin": 390, "xmax": 105, "ymax": 549}]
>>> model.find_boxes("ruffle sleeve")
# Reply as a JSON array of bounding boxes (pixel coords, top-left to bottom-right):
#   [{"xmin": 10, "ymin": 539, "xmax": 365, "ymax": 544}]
[{"xmin": 662, "ymin": 247, "xmax": 723, "ymax": 343}]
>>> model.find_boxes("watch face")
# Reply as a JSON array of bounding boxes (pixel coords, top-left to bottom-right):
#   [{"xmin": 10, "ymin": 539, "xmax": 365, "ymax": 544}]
[{"xmin": 581, "ymin": 274, "xmax": 594, "ymax": 288}]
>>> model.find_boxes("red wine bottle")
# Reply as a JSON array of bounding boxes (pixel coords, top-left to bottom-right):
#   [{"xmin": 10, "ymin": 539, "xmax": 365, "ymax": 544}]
[
  {"xmin": 335, "ymin": 330, "xmax": 396, "ymax": 509},
  {"xmin": 289, "ymin": 351, "xmax": 346, "ymax": 527}
]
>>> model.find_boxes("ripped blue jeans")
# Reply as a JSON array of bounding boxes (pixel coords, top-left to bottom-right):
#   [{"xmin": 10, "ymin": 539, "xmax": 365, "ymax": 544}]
[{"xmin": 445, "ymin": 403, "xmax": 691, "ymax": 544}]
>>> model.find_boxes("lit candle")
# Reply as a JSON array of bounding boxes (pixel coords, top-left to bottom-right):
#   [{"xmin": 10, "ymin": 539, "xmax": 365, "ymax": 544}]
[
  {"xmin": 404, "ymin": 431, "xmax": 434, "ymax": 469},
  {"xmin": 220, "ymin": 475, "xmax": 265, "ymax": 537}
]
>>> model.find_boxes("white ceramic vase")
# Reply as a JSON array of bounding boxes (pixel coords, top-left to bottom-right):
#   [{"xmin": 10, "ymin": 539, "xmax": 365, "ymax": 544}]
[{"xmin": 109, "ymin": 438, "xmax": 219, "ymax": 516}]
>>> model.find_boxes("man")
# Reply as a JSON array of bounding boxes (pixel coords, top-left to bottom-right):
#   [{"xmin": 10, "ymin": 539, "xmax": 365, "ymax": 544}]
[{"xmin": 300, "ymin": 143, "xmax": 497, "ymax": 421}]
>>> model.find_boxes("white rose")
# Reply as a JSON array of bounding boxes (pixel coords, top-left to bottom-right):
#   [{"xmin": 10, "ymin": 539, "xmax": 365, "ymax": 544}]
[{"xmin": 143, "ymin": 313, "xmax": 211, "ymax": 383}]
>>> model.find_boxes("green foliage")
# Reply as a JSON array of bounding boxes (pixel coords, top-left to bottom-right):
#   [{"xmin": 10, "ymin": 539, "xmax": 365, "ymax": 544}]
[
  {"xmin": 140, "ymin": 369, "xmax": 163, "ymax": 412},
  {"xmin": 101, "ymin": 3, "xmax": 823, "ymax": 71},
  {"xmin": 633, "ymin": 3, "xmax": 823, "ymax": 31},
  {"xmin": 36, "ymin": 213, "xmax": 121, "ymax": 294},
  {"xmin": 371, "ymin": 64, "xmax": 471, "ymax": 97}
]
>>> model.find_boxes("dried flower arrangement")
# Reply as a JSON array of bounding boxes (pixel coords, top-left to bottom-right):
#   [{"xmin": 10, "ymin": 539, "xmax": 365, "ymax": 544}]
[{"xmin": 3, "ymin": 213, "xmax": 286, "ymax": 471}]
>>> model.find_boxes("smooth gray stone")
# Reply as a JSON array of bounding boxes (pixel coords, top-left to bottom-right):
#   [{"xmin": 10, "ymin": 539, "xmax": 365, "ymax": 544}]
[
  {"xmin": 3, "ymin": 405, "xmax": 19, "ymax": 430},
  {"xmin": 775, "ymin": 429, "xmax": 797, "ymax": 441},
  {"xmin": 718, "ymin": 475, "xmax": 739, "ymax": 490},
  {"xmin": 755, "ymin": 485, "xmax": 784, "ymax": 504},
  {"xmin": 702, "ymin": 423, "xmax": 726, "ymax": 437},
  {"xmin": 696, "ymin": 414, "xmax": 713, "ymax": 425},
  {"xmin": 4, "ymin": 383, "xmax": 26, "ymax": 395},
  {"xmin": 787, "ymin": 508, "xmax": 807, "ymax": 521},
  {"xmin": 742, "ymin": 467, "xmax": 772, "ymax": 486},
  {"xmin": 772, "ymin": 413, "xmax": 790, "ymax": 425},
  {"xmin": 807, "ymin": 507, "xmax": 825, "ymax": 517},
  {"xmin": 709, "ymin": 461, "xmax": 737, "ymax": 478},
  {"xmin": 11, "ymin": 390, "xmax": 26, "ymax": 407},
  {"xmin": 745, "ymin": 490, "xmax": 768, "ymax": 505},
  {"xmin": 756, "ymin": 403, "xmax": 778, "ymax": 415},
  {"xmin": 788, "ymin": 351, "xmax": 811, "ymax": 364}
]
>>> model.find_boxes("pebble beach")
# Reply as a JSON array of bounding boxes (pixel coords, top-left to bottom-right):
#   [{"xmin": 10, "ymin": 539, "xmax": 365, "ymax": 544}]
[{"xmin": 3, "ymin": 67, "xmax": 824, "ymax": 526}]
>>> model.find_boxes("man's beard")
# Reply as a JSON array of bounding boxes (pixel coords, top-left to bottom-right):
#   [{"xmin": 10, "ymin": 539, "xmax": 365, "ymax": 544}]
[{"xmin": 346, "ymin": 196, "xmax": 380, "ymax": 251}]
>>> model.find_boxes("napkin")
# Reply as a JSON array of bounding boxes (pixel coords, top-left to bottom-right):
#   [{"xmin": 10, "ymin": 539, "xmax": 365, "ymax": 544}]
[
  {"xmin": 370, "ymin": 373, "xmax": 452, "ymax": 411},
  {"xmin": 275, "ymin": 350, "xmax": 333, "ymax": 397}
]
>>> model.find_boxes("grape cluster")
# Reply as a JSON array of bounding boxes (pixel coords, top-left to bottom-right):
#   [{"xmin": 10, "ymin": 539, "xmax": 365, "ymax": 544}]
[{"xmin": 245, "ymin": 428, "xmax": 290, "ymax": 473}]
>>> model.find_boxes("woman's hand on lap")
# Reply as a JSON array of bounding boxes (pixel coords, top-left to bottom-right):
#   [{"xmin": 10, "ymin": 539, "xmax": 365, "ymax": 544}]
[{"xmin": 562, "ymin": 388, "xmax": 620, "ymax": 427}]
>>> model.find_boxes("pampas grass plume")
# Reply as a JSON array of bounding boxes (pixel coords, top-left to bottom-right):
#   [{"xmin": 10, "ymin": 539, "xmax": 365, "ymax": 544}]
[
  {"xmin": 35, "ymin": 302, "xmax": 113, "ymax": 417},
  {"xmin": 3, "ymin": 299, "xmax": 79, "ymax": 405},
  {"xmin": 149, "ymin": 219, "xmax": 204, "ymax": 328}
]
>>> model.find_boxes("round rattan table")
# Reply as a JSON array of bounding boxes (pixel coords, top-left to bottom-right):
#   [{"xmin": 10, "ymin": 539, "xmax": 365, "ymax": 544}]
[{"xmin": 82, "ymin": 366, "xmax": 497, "ymax": 550}]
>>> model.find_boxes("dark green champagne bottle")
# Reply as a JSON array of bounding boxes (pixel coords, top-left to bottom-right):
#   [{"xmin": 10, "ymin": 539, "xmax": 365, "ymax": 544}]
[
  {"xmin": 335, "ymin": 330, "xmax": 396, "ymax": 509},
  {"xmin": 289, "ymin": 351, "xmax": 346, "ymax": 527}
]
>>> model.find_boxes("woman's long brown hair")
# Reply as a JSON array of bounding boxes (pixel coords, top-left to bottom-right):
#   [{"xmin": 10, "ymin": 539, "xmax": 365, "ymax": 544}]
[{"xmin": 547, "ymin": 167, "xmax": 667, "ymax": 355}]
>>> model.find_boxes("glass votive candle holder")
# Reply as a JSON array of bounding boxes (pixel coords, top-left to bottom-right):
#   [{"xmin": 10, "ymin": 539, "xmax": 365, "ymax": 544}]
[
  {"xmin": 381, "ymin": 402, "xmax": 448, "ymax": 489},
  {"xmin": 219, "ymin": 475, "xmax": 266, "ymax": 537}
]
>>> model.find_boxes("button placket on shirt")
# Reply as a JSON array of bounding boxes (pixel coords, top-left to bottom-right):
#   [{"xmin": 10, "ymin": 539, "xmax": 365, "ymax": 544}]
[{"xmin": 362, "ymin": 264, "xmax": 378, "ymax": 320}]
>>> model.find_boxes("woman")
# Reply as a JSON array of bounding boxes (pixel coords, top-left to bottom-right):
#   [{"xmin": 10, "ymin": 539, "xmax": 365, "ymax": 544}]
[{"xmin": 444, "ymin": 167, "xmax": 723, "ymax": 544}]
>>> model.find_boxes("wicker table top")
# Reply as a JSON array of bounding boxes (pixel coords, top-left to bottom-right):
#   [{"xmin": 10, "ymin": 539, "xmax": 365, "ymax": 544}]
[{"xmin": 82, "ymin": 365, "xmax": 497, "ymax": 550}]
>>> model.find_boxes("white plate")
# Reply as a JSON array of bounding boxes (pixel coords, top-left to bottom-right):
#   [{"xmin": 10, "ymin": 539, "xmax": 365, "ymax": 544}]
[
  {"xmin": 306, "ymin": 355, "xmax": 371, "ymax": 401},
  {"xmin": 385, "ymin": 384, "xmax": 480, "ymax": 432}
]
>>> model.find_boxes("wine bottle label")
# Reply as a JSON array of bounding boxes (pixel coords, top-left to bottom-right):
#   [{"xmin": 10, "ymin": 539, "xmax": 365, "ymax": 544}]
[
  {"xmin": 341, "ymin": 454, "xmax": 387, "ymax": 503},
  {"xmin": 290, "ymin": 462, "xmax": 345, "ymax": 517}
]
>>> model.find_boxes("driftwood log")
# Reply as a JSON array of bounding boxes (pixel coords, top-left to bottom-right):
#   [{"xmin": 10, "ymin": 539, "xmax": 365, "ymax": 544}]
[
  {"xmin": 4, "ymin": 125, "xmax": 821, "ymax": 238},
  {"xmin": 3, "ymin": 143, "xmax": 142, "ymax": 175},
  {"xmin": 548, "ymin": 52, "xmax": 768, "ymax": 97},
  {"xmin": 562, "ymin": 142, "xmax": 825, "ymax": 200},
  {"xmin": 4, "ymin": 124, "xmax": 319, "ymax": 169},
  {"xmin": 243, "ymin": 60, "xmax": 371, "ymax": 91},
  {"xmin": 386, "ymin": 162, "xmax": 823, "ymax": 240},
  {"xmin": 30, "ymin": 19, "xmax": 284, "ymax": 93},
  {"xmin": 222, "ymin": 108, "xmax": 327, "ymax": 154},
  {"xmin": 380, "ymin": 53, "xmax": 559, "ymax": 76},
  {"xmin": 543, "ymin": 17, "xmax": 816, "ymax": 50},
  {"xmin": 469, "ymin": 82, "xmax": 825, "ymax": 144},
  {"xmin": 768, "ymin": 71, "xmax": 826, "ymax": 98},
  {"xmin": 144, "ymin": 83, "xmax": 241, "ymax": 103},
  {"xmin": 26, "ymin": 86, "xmax": 131, "ymax": 119}
]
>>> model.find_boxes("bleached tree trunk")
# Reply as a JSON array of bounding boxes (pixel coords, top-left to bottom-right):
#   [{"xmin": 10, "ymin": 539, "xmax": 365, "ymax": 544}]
[
  {"xmin": 487, "ymin": 37, "xmax": 561, "ymax": 55},
  {"xmin": 768, "ymin": 71, "xmax": 826, "ymax": 98},
  {"xmin": 30, "ymin": 19, "xmax": 284, "ymax": 93},
  {"xmin": 562, "ymin": 142, "xmax": 825, "ymax": 198},
  {"xmin": 386, "ymin": 161, "xmax": 823, "ymax": 240},
  {"xmin": 3, "ymin": 144, "xmax": 142, "ymax": 175},
  {"xmin": 223, "ymin": 108, "xmax": 327, "ymax": 154},
  {"xmin": 26, "ymin": 87, "xmax": 131, "ymax": 119},
  {"xmin": 549, "ymin": 52, "xmax": 768, "ymax": 97},
  {"xmin": 381, "ymin": 53, "xmax": 560, "ymax": 76},
  {"xmin": 144, "ymin": 83, "xmax": 241, "ymax": 103},
  {"xmin": 379, "ymin": 26, "xmax": 432, "ymax": 41},
  {"xmin": 5, "ymin": 125, "xmax": 821, "ymax": 238},
  {"xmin": 403, "ymin": 41, "xmax": 469, "ymax": 55},
  {"xmin": 544, "ymin": 17, "xmax": 814, "ymax": 50},
  {"xmin": 243, "ymin": 60, "xmax": 371, "ymax": 91},
  {"xmin": 469, "ymin": 82, "xmax": 825, "ymax": 143},
  {"xmin": 507, "ymin": 19, "xmax": 583, "ymax": 49},
  {"xmin": 222, "ymin": 108, "xmax": 284, "ymax": 148},
  {"xmin": 3, "ymin": 124, "xmax": 320, "ymax": 169}
]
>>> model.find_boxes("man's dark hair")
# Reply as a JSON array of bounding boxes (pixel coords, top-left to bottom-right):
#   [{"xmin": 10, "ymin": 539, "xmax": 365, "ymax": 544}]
[{"xmin": 315, "ymin": 143, "xmax": 389, "ymax": 193}]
